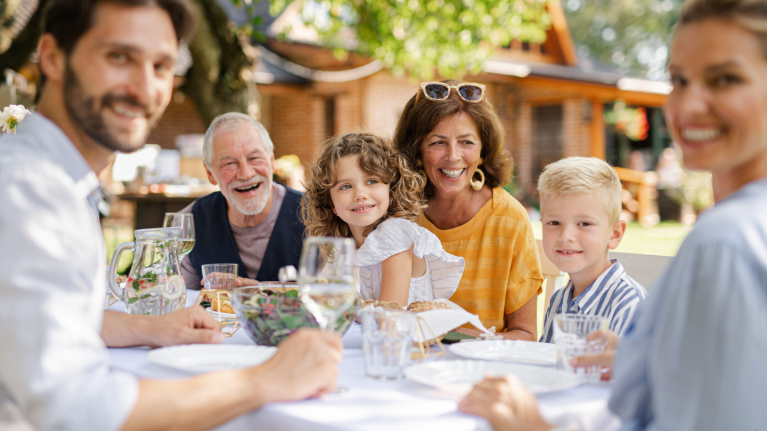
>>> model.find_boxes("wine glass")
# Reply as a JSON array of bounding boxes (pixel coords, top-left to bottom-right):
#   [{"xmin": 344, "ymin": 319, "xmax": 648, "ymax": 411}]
[
  {"xmin": 298, "ymin": 237, "xmax": 359, "ymax": 332},
  {"xmin": 163, "ymin": 213, "xmax": 195, "ymax": 260}
]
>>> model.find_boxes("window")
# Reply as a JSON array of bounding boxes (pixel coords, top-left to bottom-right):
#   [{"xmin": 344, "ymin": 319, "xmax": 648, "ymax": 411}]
[
  {"xmin": 533, "ymin": 105, "xmax": 564, "ymax": 183},
  {"xmin": 325, "ymin": 98, "xmax": 336, "ymax": 138}
]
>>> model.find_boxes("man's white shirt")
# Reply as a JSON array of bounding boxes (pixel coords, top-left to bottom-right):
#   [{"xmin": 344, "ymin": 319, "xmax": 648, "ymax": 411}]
[{"xmin": 0, "ymin": 113, "xmax": 138, "ymax": 430}]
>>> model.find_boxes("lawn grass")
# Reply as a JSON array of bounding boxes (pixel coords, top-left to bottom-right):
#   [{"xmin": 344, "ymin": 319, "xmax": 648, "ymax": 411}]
[{"xmin": 531, "ymin": 221, "xmax": 691, "ymax": 257}]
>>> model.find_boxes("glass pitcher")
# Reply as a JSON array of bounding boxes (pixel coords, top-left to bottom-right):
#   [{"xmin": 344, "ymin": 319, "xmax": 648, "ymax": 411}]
[{"xmin": 107, "ymin": 227, "xmax": 186, "ymax": 315}]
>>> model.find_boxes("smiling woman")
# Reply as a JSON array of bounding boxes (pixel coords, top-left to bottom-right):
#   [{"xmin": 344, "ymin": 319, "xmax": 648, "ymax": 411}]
[
  {"xmin": 458, "ymin": 0, "xmax": 767, "ymax": 429},
  {"xmin": 393, "ymin": 81, "xmax": 544, "ymax": 340}
]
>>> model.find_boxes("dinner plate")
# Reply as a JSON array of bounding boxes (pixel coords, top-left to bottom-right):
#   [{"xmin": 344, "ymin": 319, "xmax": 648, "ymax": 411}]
[
  {"xmin": 147, "ymin": 344, "xmax": 277, "ymax": 373},
  {"xmin": 405, "ymin": 360, "xmax": 580, "ymax": 396},
  {"xmin": 448, "ymin": 340, "xmax": 557, "ymax": 366}
]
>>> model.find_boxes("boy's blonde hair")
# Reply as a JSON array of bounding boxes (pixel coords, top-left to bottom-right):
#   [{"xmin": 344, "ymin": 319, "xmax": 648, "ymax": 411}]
[
  {"xmin": 302, "ymin": 132, "xmax": 426, "ymax": 239},
  {"xmin": 538, "ymin": 157, "xmax": 622, "ymax": 224}
]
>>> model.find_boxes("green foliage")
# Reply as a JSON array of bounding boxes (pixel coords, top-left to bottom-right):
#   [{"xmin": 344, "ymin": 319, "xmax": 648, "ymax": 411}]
[
  {"xmin": 259, "ymin": 0, "xmax": 551, "ymax": 79},
  {"xmin": 563, "ymin": 0, "xmax": 682, "ymax": 79}
]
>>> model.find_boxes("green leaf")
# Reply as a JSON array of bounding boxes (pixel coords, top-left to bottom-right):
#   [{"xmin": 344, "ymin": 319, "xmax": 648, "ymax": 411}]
[
  {"xmin": 139, "ymin": 294, "xmax": 151, "ymax": 300},
  {"xmin": 127, "ymin": 297, "xmax": 138, "ymax": 304},
  {"xmin": 284, "ymin": 290, "xmax": 298, "ymax": 297},
  {"xmin": 132, "ymin": 280, "xmax": 140, "ymax": 291}
]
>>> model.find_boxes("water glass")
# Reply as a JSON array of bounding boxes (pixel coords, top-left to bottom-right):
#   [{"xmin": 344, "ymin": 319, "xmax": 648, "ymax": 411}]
[
  {"xmin": 360, "ymin": 308, "xmax": 414, "ymax": 380},
  {"xmin": 202, "ymin": 264, "xmax": 238, "ymax": 290},
  {"xmin": 553, "ymin": 314, "xmax": 608, "ymax": 383},
  {"xmin": 297, "ymin": 237, "xmax": 359, "ymax": 332},
  {"xmin": 203, "ymin": 278, "xmax": 237, "ymax": 292},
  {"xmin": 163, "ymin": 213, "xmax": 195, "ymax": 260}
]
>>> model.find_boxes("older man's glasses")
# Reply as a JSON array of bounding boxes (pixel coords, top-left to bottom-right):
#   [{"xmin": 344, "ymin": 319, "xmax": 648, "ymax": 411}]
[{"xmin": 415, "ymin": 82, "xmax": 486, "ymax": 104}]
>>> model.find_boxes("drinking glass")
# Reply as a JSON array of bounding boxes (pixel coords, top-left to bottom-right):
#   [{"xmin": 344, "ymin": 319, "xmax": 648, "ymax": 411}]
[
  {"xmin": 163, "ymin": 213, "xmax": 195, "ymax": 260},
  {"xmin": 202, "ymin": 264, "xmax": 238, "ymax": 290},
  {"xmin": 360, "ymin": 308, "xmax": 414, "ymax": 380},
  {"xmin": 298, "ymin": 237, "xmax": 359, "ymax": 332},
  {"xmin": 552, "ymin": 314, "xmax": 608, "ymax": 383}
]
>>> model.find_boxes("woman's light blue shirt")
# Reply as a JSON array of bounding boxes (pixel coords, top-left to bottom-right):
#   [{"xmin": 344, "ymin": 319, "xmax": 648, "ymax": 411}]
[{"xmin": 609, "ymin": 178, "xmax": 767, "ymax": 431}]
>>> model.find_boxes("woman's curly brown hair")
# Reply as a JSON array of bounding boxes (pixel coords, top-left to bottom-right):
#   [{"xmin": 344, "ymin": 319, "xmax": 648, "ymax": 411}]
[
  {"xmin": 392, "ymin": 79, "xmax": 513, "ymax": 198},
  {"xmin": 302, "ymin": 132, "xmax": 427, "ymax": 239}
]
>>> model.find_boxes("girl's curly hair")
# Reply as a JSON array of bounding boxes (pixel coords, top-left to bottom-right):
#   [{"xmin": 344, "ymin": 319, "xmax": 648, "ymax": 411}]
[{"xmin": 302, "ymin": 132, "xmax": 427, "ymax": 239}]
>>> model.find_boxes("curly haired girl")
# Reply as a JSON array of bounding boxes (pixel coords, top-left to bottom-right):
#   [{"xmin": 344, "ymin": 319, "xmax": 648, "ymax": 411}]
[{"xmin": 302, "ymin": 132, "xmax": 465, "ymax": 307}]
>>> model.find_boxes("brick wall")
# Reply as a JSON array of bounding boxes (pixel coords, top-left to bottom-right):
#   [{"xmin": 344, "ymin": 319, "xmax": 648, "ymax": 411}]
[
  {"xmin": 266, "ymin": 88, "xmax": 325, "ymax": 168},
  {"xmin": 147, "ymin": 91, "xmax": 207, "ymax": 149},
  {"xmin": 150, "ymin": 75, "xmax": 600, "ymax": 194}
]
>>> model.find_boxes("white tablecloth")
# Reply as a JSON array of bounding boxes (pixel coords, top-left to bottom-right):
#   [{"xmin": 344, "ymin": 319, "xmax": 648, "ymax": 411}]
[{"xmin": 107, "ymin": 295, "xmax": 621, "ymax": 431}]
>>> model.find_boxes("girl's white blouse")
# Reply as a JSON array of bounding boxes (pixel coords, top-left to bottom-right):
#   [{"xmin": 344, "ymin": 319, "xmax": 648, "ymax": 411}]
[{"xmin": 356, "ymin": 218, "xmax": 465, "ymax": 305}]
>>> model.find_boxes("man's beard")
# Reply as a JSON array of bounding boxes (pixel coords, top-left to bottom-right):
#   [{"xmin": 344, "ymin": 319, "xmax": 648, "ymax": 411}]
[
  {"xmin": 223, "ymin": 174, "xmax": 272, "ymax": 216},
  {"xmin": 63, "ymin": 64, "xmax": 160, "ymax": 153}
]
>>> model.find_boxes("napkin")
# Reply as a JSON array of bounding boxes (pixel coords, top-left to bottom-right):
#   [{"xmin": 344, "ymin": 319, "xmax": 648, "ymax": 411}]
[{"xmin": 412, "ymin": 300, "xmax": 495, "ymax": 343}]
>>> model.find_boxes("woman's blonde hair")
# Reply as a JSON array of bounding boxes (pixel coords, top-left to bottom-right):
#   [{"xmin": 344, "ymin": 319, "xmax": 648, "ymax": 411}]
[
  {"xmin": 679, "ymin": 0, "xmax": 767, "ymax": 59},
  {"xmin": 537, "ymin": 157, "xmax": 622, "ymax": 224},
  {"xmin": 302, "ymin": 132, "xmax": 426, "ymax": 239}
]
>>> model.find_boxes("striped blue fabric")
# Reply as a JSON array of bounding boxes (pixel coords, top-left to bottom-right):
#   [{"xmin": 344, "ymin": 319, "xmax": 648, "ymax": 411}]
[{"xmin": 540, "ymin": 260, "xmax": 647, "ymax": 343}]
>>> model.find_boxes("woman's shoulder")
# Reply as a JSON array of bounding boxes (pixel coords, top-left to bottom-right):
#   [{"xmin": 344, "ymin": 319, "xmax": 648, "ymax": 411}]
[
  {"xmin": 686, "ymin": 180, "xmax": 767, "ymax": 251},
  {"xmin": 493, "ymin": 187, "xmax": 527, "ymax": 217},
  {"xmin": 491, "ymin": 188, "xmax": 530, "ymax": 220}
]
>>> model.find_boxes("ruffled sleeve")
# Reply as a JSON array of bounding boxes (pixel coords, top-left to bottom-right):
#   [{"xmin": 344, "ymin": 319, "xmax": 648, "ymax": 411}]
[{"xmin": 357, "ymin": 218, "xmax": 465, "ymax": 299}]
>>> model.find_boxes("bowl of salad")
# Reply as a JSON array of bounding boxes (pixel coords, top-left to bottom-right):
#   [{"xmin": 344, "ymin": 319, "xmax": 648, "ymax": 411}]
[{"xmin": 231, "ymin": 286, "xmax": 360, "ymax": 346}]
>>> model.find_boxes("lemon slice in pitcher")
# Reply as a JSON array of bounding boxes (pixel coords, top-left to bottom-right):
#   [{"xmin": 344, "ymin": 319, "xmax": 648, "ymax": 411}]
[{"xmin": 162, "ymin": 275, "xmax": 185, "ymax": 300}]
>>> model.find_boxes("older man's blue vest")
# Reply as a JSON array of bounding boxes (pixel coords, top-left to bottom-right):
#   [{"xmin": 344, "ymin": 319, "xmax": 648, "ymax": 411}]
[{"xmin": 188, "ymin": 186, "xmax": 304, "ymax": 282}]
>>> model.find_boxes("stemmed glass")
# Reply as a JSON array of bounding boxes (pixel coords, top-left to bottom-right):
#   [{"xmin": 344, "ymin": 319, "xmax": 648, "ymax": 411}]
[
  {"xmin": 163, "ymin": 213, "xmax": 195, "ymax": 261},
  {"xmin": 298, "ymin": 237, "xmax": 359, "ymax": 332}
]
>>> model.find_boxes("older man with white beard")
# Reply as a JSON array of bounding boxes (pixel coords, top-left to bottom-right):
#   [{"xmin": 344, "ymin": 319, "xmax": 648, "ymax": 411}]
[{"xmin": 179, "ymin": 112, "xmax": 304, "ymax": 288}]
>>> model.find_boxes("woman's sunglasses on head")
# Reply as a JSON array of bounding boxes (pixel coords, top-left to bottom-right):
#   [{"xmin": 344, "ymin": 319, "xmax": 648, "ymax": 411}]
[{"xmin": 416, "ymin": 82, "xmax": 486, "ymax": 104}]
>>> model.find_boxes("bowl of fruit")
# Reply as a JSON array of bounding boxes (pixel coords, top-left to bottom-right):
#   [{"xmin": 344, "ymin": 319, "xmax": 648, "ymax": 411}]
[{"xmin": 231, "ymin": 286, "xmax": 360, "ymax": 346}]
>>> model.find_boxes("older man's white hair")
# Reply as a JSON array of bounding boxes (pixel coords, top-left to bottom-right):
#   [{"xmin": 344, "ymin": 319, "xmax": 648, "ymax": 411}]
[{"xmin": 203, "ymin": 112, "xmax": 274, "ymax": 169}]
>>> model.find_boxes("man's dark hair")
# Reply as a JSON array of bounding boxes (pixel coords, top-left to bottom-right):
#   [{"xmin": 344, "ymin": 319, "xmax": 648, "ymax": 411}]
[
  {"xmin": 43, "ymin": 0, "xmax": 196, "ymax": 53},
  {"xmin": 36, "ymin": 0, "xmax": 195, "ymax": 99}
]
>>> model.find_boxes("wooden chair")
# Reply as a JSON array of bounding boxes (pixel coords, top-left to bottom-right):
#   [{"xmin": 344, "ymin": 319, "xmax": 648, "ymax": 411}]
[{"xmin": 534, "ymin": 240, "xmax": 672, "ymax": 337}]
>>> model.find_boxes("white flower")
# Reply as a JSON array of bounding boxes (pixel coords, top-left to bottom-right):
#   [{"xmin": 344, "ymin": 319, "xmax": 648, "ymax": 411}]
[{"xmin": 2, "ymin": 104, "xmax": 31, "ymax": 133}]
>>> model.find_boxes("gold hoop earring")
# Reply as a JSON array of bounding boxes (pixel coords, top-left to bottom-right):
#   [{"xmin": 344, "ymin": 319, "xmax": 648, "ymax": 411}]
[
  {"xmin": 416, "ymin": 158, "xmax": 428, "ymax": 182},
  {"xmin": 471, "ymin": 168, "xmax": 485, "ymax": 191}
]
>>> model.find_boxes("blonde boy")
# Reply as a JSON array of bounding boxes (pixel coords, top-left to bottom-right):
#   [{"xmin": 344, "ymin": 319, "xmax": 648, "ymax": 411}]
[{"xmin": 538, "ymin": 157, "xmax": 647, "ymax": 343}]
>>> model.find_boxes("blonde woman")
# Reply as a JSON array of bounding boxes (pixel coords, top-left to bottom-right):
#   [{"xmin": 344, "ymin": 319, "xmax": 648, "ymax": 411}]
[{"xmin": 459, "ymin": 0, "xmax": 767, "ymax": 429}]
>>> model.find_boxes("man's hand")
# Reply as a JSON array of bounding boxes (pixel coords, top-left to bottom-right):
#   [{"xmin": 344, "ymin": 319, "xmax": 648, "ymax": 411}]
[
  {"xmin": 570, "ymin": 329, "xmax": 619, "ymax": 381},
  {"xmin": 102, "ymin": 307, "xmax": 223, "ymax": 348},
  {"xmin": 458, "ymin": 375, "xmax": 553, "ymax": 431},
  {"xmin": 234, "ymin": 278, "xmax": 260, "ymax": 287},
  {"xmin": 253, "ymin": 328, "xmax": 343, "ymax": 402},
  {"xmin": 198, "ymin": 277, "xmax": 259, "ymax": 287},
  {"xmin": 146, "ymin": 306, "xmax": 224, "ymax": 347}
]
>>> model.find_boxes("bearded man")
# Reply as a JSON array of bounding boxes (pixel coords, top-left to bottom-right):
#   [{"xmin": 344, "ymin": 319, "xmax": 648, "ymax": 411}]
[
  {"xmin": 0, "ymin": 1, "xmax": 340, "ymax": 429},
  {"xmin": 179, "ymin": 113, "xmax": 304, "ymax": 287}
]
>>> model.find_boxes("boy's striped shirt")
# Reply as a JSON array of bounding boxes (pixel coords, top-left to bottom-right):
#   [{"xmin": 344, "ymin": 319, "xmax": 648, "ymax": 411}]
[{"xmin": 540, "ymin": 260, "xmax": 647, "ymax": 343}]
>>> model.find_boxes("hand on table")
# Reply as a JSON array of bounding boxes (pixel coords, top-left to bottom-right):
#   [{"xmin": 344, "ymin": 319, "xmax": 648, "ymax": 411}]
[
  {"xmin": 102, "ymin": 307, "xmax": 223, "ymax": 348},
  {"xmin": 570, "ymin": 329, "xmax": 619, "ymax": 381},
  {"xmin": 255, "ymin": 328, "xmax": 343, "ymax": 402},
  {"xmin": 198, "ymin": 277, "xmax": 260, "ymax": 288},
  {"xmin": 147, "ymin": 306, "xmax": 224, "ymax": 347},
  {"xmin": 458, "ymin": 375, "xmax": 553, "ymax": 431},
  {"xmin": 235, "ymin": 277, "xmax": 260, "ymax": 287}
]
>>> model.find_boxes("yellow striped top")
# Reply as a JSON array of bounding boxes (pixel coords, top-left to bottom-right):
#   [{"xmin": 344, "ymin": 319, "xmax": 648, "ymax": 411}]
[{"xmin": 418, "ymin": 188, "xmax": 543, "ymax": 331}]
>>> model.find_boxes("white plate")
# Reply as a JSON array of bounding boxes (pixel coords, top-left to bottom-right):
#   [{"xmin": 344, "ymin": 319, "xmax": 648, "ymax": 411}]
[
  {"xmin": 405, "ymin": 360, "xmax": 580, "ymax": 396},
  {"xmin": 449, "ymin": 340, "xmax": 557, "ymax": 366},
  {"xmin": 211, "ymin": 310, "xmax": 238, "ymax": 320},
  {"xmin": 147, "ymin": 344, "xmax": 277, "ymax": 373}
]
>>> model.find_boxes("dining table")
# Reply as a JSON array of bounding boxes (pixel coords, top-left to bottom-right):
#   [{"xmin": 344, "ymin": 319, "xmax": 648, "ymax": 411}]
[{"xmin": 107, "ymin": 295, "xmax": 621, "ymax": 431}]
